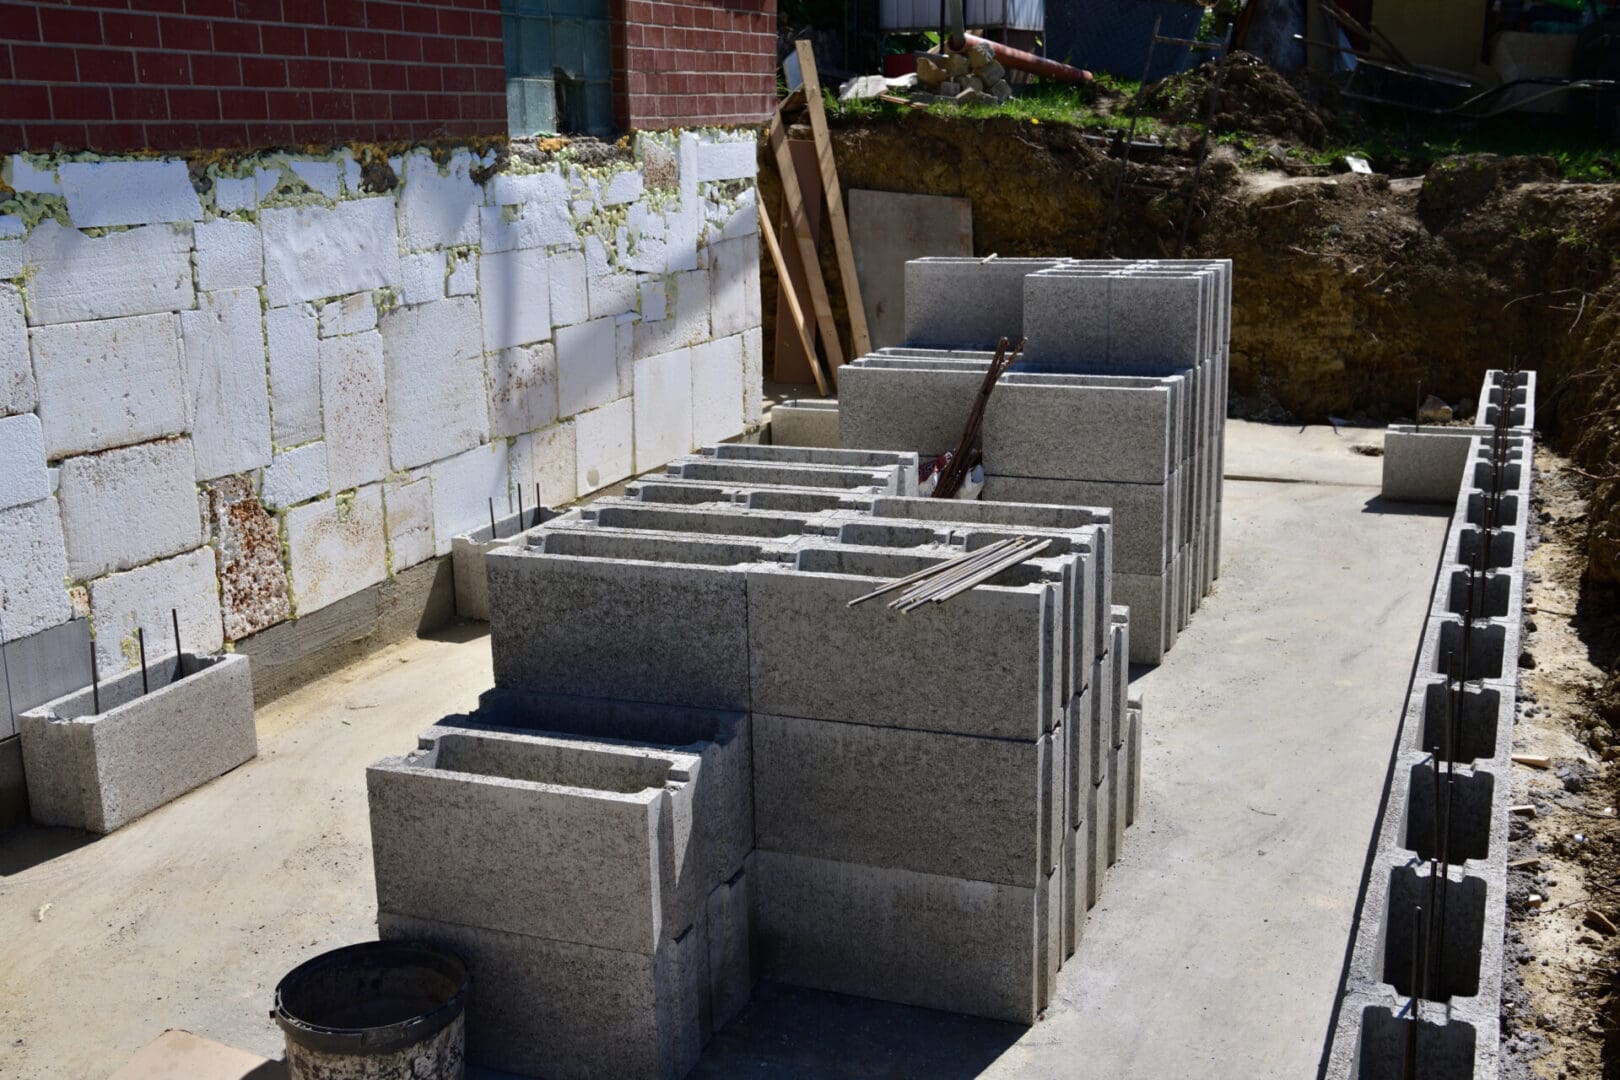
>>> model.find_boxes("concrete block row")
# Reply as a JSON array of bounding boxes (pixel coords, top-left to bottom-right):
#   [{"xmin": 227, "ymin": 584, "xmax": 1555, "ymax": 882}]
[
  {"xmin": 766, "ymin": 398, "xmax": 840, "ymax": 448},
  {"xmin": 1328, "ymin": 401, "xmax": 1534, "ymax": 1080}
]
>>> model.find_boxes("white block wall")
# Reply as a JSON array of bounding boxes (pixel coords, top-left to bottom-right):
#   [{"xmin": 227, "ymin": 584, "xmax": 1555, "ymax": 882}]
[{"xmin": 0, "ymin": 130, "xmax": 760, "ymax": 673}]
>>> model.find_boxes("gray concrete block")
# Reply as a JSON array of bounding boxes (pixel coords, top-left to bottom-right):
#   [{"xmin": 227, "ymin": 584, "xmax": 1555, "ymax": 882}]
[
  {"xmin": 1023, "ymin": 268, "xmax": 1210, "ymax": 372},
  {"xmin": 1090, "ymin": 652, "xmax": 1111, "ymax": 787},
  {"xmin": 980, "ymin": 473, "xmax": 1172, "ymax": 576},
  {"xmin": 753, "ymin": 712, "xmax": 1056, "ymax": 887},
  {"xmin": 1111, "ymin": 609, "xmax": 1130, "ymax": 748},
  {"xmin": 487, "ymin": 533, "xmax": 758, "ymax": 711},
  {"xmin": 1381, "ymin": 427, "xmax": 1480, "ymax": 504},
  {"xmin": 1085, "ymin": 776, "xmax": 1109, "ymax": 910},
  {"xmin": 750, "ymin": 848, "xmax": 1045, "ymax": 1025},
  {"xmin": 1127, "ymin": 703, "xmax": 1142, "ymax": 827},
  {"xmin": 1065, "ymin": 825, "xmax": 1087, "ymax": 957},
  {"xmin": 704, "ymin": 868, "xmax": 753, "ymax": 1035},
  {"xmin": 19, "ymin": 652, "xmax": 255, "ymax": 834},
  {"xmin": 669, "ymin": 457, "xmax": 906, "ymax": 494},
  {"xmin": 1107, "ymin": 742, "xmax": 1127, "ymax": 866},
  {"xmin": 0, "ymin": 734, "xmax": 27, "ymax": 831},
  {"xmin": 836, "ymin": 362, "xmax": 981, "ymax": 456},
  {"xmin": 746, "ymin": 550, "xmax": 1059, "ymax": 740},
  {"xmin": 1112, "ymin": 570, "xmax": 1171, "ymax": 665},
  {"xmin": 707, "ymin": 443, "xmax": 919, "ymax": 494},
  {"xmin": 902, "ymin": 256, "xmax": 1064, "ymax": 347},
  {"xmin": 369, "ymin": 724, "xmax": 702, "ymax": 954},
  {"xmin": 768, "ymin": 399, "xmax": 840, "ymax": 448},
  {"xmin": 1, "ymin": 617, "xmax": 91, "ymax": 740},
  {"xmin": 450, "ymin": 507, "xmax": 558, "ymax": 621},
  {"xmin": 982, "ymin": 381, "xmax": 1174, "ymax": 484},
  {"xmin": 1069, "ymin": 686, "xmax": 1096, "ymax": 823},
  {"xmin": 378, "ymin": 910, "xmax": 705, "ymax": 1080},
  {"xmin": 1325, "ymin": 991, "xmax": 1486, "ymax": 1080}
]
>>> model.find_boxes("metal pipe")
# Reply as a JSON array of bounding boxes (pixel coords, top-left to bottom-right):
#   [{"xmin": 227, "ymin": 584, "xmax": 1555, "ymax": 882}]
[{"xmin": 960, "ymin": 33, "xmax": 1094, "ymax": 84}]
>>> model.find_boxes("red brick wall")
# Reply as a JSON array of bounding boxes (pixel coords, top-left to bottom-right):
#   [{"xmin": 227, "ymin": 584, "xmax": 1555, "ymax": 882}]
[
  {"xmin": 611, "ymin": 0, "xmax": 776, "ymax": 130},
  {"xmin": 0, "ymin": 0, "xmax": 506, "ymax": 153}
]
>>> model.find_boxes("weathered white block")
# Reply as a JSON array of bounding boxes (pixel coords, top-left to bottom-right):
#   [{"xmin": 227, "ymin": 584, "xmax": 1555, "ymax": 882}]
[
  {"xmin": 400, "ymin": 251, "xmax": 445, "ymax": 306},
  {"xmin": 30, "ymin": 312, "xmax": 188, "ymax": 458},
  {"xmin": 743, "ymin": 326, "xmax": 763, "ymax": 425},
  {"xmin": 695, "ymin": 140, "xmax": 757, "ymax": 182},
  {"xmin": 480, "ymin": 247, "xmax": 551, "ymax": 350},
  {"xmin": 587, "ymin": 272, "xmax": 639, "ymax": 320},
  {"xmin": 261, "ymin": 442, "xmax": 330, "ymax": 508},
  {"xmin": 716, "ymin": 188, "xmax": 758, "ymax": 241},
  {"xmin": 24, "ymin": 220, "xmax": 195, "ymax": 325},
  {"xmin": 512, "ymin": 421, "xmax": 577, "ymax": 508},
  {"xmin": 194, "ymin": 218, "xmax": 263, "ymax": 291},
  {"xmin": 214, "ymin": 176, "xmax": 256, "ymax": 213},
  {"xmin": 634, "ymin": 347, "xmax": 695, "ymax": 472},
  {"xmin": 381, "ymin": 297, "xmax": 489, "ymax": 470},
  {"xmin": 261, "ymin": 199, "xmax": 401, "ymax": 306},
  {"xmin": 318, "ymin": 293, "xmax": 378, "ymax": 338},
  {"xmin": 266, "ymin": 305, "xmax": 324, "ymax": 448},
  {"xmin": 708, "ymin": 236, "xmax": 761, "ymax": 341},
  {"xmin": 549, "ymin": 250, "xmax": 589, "ymax": 328},
  {"xmin": 0, "ymin": 238, "xmax": 19, "ymax": 280},
  {"xmin": 285, "ymin": 487, "xmax": 388, "ymax": 615},
  {"xmin": 182, "ymin": 288, "xmax": 273, "ymax": 481},
  {"xmin": 0, "ymin": 412, "xmax": 49, "ymax": 511},
  {"xmin": 583, "ymin": 234, "xmax": 611, "ymax": 277},
  {"xmin": 428, "ymin": 442, "xmax": 511, "ymax": 556},
  {"xmin": 343, "ymin": 158, "xmax": 363, "ymax": 197},
  {"xmin": 57, "ymin": 437, "xmax": 203, "ymax": 579},
  {"xmin": 555, "ymin": 316, "xmax": 620, "ymax": 419},
  {"xmin": 383, "ymin": 472, "xmax": 435, "ymax": 572},
  {"xmin": 399, "ymin": 151, "xmax": 480, "ymax": 251},
  {"xmin": 575, "ymin": 398, "xmax": 634, "ymax": 495},
  {"xmin": 447, "ymin": 255, "xmax": 477, "ymax": 297},
  {"xmin": 640, "ymin": 278, "xmax": 667, "ymax": 323},
  {"xmin": 0, "ymin": 496, "xmax": 71, "ymax": 638},
  {"xmin": 488, "ymin": 342, "xmax": 559, "ymax": 438},
  {"xmin": 479, "ymin": 202, "xmax": 576, "ymax": 253},
  {"xmin": 319, "ymin": 330, "xmax": 390, "ymax": 491},
  {"xmin": 88, "ymin": 546, "xmax": 225, "ymax": 673},
  {"xmin": 492, "ymin": 168, "xmax": 569, "ymax": 208},
  {"xmin": 6, "ymin": 154, "xmax": 61, "ymax": 195},
  {"xmin": 603, "ymin": 169, "xmax": 644, "ymax": 206},
  {"xmin": 1, "ymin": 283, "xmax": 34, "ymax": 415},
  {"xmin": 290, "ymin": 160, "xmax": 341, "ymax": 199},
  {"xmin": 59, "ymin": 160, "xmax": 203, "ymax": 228},
  {"xmin": 690, "ymin": 335, "xmax": 746, "ymax": 447},
  {"xmin": 633, "ymin": 268, "xmax": 709, "ymax": 358}
]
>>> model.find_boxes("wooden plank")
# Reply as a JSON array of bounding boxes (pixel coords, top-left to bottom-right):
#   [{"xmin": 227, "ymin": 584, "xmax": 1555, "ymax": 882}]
[
  {"xmin": 767, "ymin": 106, "xmax": 846, "ymax": 376},
  {"xmin": 758, "ymin": 198, "xmax": 829, "ymax": 397},
  {"xmin": 772, "ymin": 140, "xmax": 826, "ymax": 387},
  {"xmin": 796, "ymin": 40, "xmax": 872, "ymax": 360}
]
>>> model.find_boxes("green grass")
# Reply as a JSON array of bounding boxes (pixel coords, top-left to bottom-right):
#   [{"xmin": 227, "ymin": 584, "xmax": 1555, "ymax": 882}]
[{"xmin": 829, "ymin": 82, "xmax": 1163, "ymax": 137}]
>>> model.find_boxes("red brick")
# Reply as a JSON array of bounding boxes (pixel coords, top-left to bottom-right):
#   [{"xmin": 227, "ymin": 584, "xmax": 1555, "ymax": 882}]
[
  {"xmin": 392, "ymin": 92, "xmax": 426, "ymax": 119},
  {"xmin": 241, "ymin": 56, "xmax": 287, "ymax": 87},
  {"xmin": 146, "ymin": 121, "xmax": 201, "ymax": 147},
  {"xmin": 212, "ymin": 20, "xmax": 261, "ymax": 53},
  {"xmin": 88, "ymin": 123, "xmax": 152, "ymax": 153},
  {"xmin": 346, "ymin": 29, "xmax": 386, "ymax": 59},
  {"xmin": 136, "ymin": 50, "xmax": 190, "ymax": 84},
  {"xmin": 437, "ymin": 8, "xmax": 469, "ymax": 36},
  {"xmin": 6, "ymin": 84, "xmax": 51, "ymax": 119},
  {"xmin": 190, "ymin": 53, "xmax": 244, "ymax": 86},
  {"xmin": 26, "ymin": 123, "xmax": 90, "ymax": 150},
  {"xmin": 364, "ymin": 1, "xmax": 402, "ymax": 31},
  {"xmin": 220, "ymin": 88, "xmax": 270, "ymax": 119},
  {"xmin": 245, "ymin": 121, "xmax": 296, "ymax": 144},
  {"xmin": 0, "ymin": 123, "xmax": 26, "ymax": 150},
  {"xmin": 286, "ymin": 57, "xmax": 330, "ymax": 87},
  {"xmin": 469, "ymin": 10, "xmax": 499, "ymax": 38},
  {"xmin": 281, "ymin": 0, "xmax": 325, "ymax": 24},
  {"xmin": 12, "ymin": 43, "xmax": 72, "ymax": 82},
  {"xmin": 266, "ymin": 89, "xmax": 311, "ymax": 119},
  {"xmin": 442, "ymin": 65, "xmax": 475, "ymax": 92},
  {"xmin": 401, "ymin": 5, "xmax": 435, "ymax": 34},
  {"xmin": 159, "ymin": 16, "xmax": 213, "ymax": 51},
  {"xmin": 406, "ymin": 65, "xmax": 441, "ymax": 92},
  {"xmin": 331, "ymin": 59, "xmax": 369, "ymax": 89},
  {"xmin": 193, "ymin": 122, "xmax": 254, "ymax": 148},
  {"xmin": 368, "ymin": 59, "xmax": 407, "ymax": 90},
  {"xmin": 352, "ymin": 90, "xmax": 390, "ymax": 119},
  {"xmin": 383, "ymin": 32, "xmax": 420, "ymax": 62},
  {"xmin": 326, "ymin": 2, "xmax": 366, "ymax": 27},
  {"xmin": 260, "ymin": 23, "xmax": 306, "ymax": 54},
  {"xmin": 473, "ymin": 65, "xmax": 501, "ymax": 93},
  {"xmin": 102, "ymin": 12, "xmax": 162, "ymax": 48},
  {"xmin": 311, "ymin": 90, "xmax": 352, "ymax": 119},
  {"xmin": 51, "ymin": 83, "xmax": 114, "ymax": 120},
  {"xmin": 425, "ymin": 94, "xmax": 458, "ymax": 120},
  {"xmin": 420, "ymin": 34, "xmax": 453, "ymax": 62},
  {"xmin": 303, "ymin": 27, "xmax": 348, "ymax": 57},
  {"xmin": 38, "ymin": 6, "xmax": 104, "ymax": 46},
  {"xmin": 168, "ymin": 87, "xmax": 221, "ymax": 120},
  {"xmin": 0, "ymin": 3, "xmax": 41, "ymax": 42},
  {"xmin": 235, "ymin": 0, "xmax": 285, "ymax": 20},
  {"xmin": 453, "ymin": 35, "xmax": 485, "ymax": 65},
  {"xmin": 184, "ymin": 0, "xmax": 235, "ymax": 17},
  {"xmin": 114, "ymin": 86, "xmax": 168, "ymax": 120},
  {"xmin": 76, "ymin": 48, "xmax": 138, "ymax": 85}
]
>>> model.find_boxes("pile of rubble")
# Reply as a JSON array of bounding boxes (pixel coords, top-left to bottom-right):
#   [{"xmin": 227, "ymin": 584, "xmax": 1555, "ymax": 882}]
[{"xmin": 915, "ymin": 39, "xmax": 1014, "ymax": 105}]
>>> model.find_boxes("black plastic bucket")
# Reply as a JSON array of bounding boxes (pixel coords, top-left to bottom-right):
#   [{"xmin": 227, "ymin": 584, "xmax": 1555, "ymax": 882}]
[{"xmin": 273, "ymin": 940, "xmax": 469, "ymax": 1079}]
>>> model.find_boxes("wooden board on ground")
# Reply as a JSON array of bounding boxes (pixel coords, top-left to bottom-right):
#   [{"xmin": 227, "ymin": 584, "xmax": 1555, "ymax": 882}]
[
  {"xmin": 847, "ymin": 189, "xmax": 973, "ymax": 351},
  {"xmin": 772, "ymin": 139, "xmax": 825, "ymax": 386},
  {"xmin": 110, "ymin": 1029, "xmax": 286, "ymax": 1080},
  {"xmin": 767, "ymin": 110, "xmax": 847, "ymax": 378}
]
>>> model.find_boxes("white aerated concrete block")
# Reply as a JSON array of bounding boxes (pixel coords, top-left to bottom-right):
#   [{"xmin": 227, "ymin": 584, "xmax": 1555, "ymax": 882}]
[
  {"xmin": 383, "ymin": 473, "xmax": 435, "ymax": 572},
  {"xmin": 261, "ymin": 443, "xmax": 330, "ymax": 508},
  {"xmin": 318, "ymin": 293, "xmax": 378, "ymax": 338},
  {"xmin": 690, "ymin": 336, "xmax": 745, "ymax": 447},
  {"xmin": 492, "ymin": 168, "xmax": 569, "ymax": 208},
  {"xmin": 261, "ymin": 199, "xmax": 401, "ymax": 306},
  {"xmin": 57, "ymin": 437, "xmax": 203, "ymax": 579},
  {"xmin": 549, "ymin": 251, "xmax": 589, "ymax": 328},
  {"xmin": 447, "ymin": 255, "xmax": 477, "ymax": 298},
  {"xmin": 429, "ymin": 442, "xmax": 512, "ymax": 556},
  {"xmin": 400, "ymin": 251, "xmax": 445, "ymax": 306},
  {"xmin": 633, "ymin": 269, "xmax": 709, "ymax": 359},
  {"xmin": 488, "ymin": 342, "xmax": 559, "ymax": 438},
  {"xmin": 743, "ymin": 327, "xmax": 763, "ymax": 426},
  {"xmin": 0, "ymin": 413, "xmax": 48, "ymax": 511},
  {"xmin": 289, "ymin": 160, "xmax": 340, "ymax": 199},
  {"xmin": 480, "ymin": 247, "xmax": 551, "ymax": 350},
  {"xmin": 24, "ymin": 220, "xmax": 195, "ymax": 325},
  {"xmin": 285, "ymin": 487, "xmax": 388, "ymax": 615},
  {"xmin": 182, "ymin": 289, "xmax": 273, "ymax": 481},
  {"xmin": 381, "ymin": 297, "xmax": 489, "ymax": 470},
  {"xmin": 266, "ymin": 305, "xmax": 324, "ymax": 448},
  {"xmin": 59, "ymin": 160, "xmax": 203, "ymax": 227},
  {"xmin": 708, "ymin": 236, "xmax": 761, "ymax": 341},
  {"xmin": 319, "ymin": 330, "xmax": 390, "ymax": 492},
  {"xmin": 575, "ymin": 398, "xmax": 635, "ymax": 495},
  {"xmin": 30, "ymin": 313, "xmax": 188, "ymax": 459},
  {"xmin": 556, "ymin": 317, "xmax": 620, "ymax": 418},
  {"xmin": 0, "ymin": 237, "xmax": 19, "ymax": 280},
  {"xmin": 1, "ymin": 284, "xmax": 33, "ymax": 416},
  {"xmin": 194, "ymin": 218, "xmax": 263, "ymax": 291},
  {"xmin": 603, "ymin": 169, "xmax": 643, "ymax": 206},
  {"xmin": 88, "ymin": 546, "xmax": 225, "ymax": 673},
  {"xmin": 634, "ymin": 348, "xmax": 694, "ymax": 472},
  {"xmin": 399, "ymin": 151, "xmax": 480, "ymax": 250},
  {"xmin": 214, "ymin": 176, "xmax": 256, "ymax": 213},
  {"xmin": 588, "ymin": 273, "xmax": 639, "ymax": 321},
  {"xmin": 512, "ymin": 422, "xmax": 578, "ymax": 508},
  {"xmin": 0, "ymin": 496, "xmax": 71, "ymax": 639},
  {"xmin": 695, "ymin": 139, "xmax": 758, "ymax": 182},
  {"xmin": 7, "ymin": 154, "xmax": 61, "ymax": 195}
]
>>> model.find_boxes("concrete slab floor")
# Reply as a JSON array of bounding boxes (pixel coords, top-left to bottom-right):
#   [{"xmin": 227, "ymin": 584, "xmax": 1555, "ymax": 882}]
[{"xmin": 0, "ymin": 423, "xmax": 1448, "ymax": 1080}]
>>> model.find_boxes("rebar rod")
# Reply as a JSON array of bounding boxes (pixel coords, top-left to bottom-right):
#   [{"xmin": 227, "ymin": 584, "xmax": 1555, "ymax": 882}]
[
  {"xmin": 847, "ymin": 539, "xmax": 1019, "ymax": 608},
  {"xmin": 138, "ymin": 627, "xmax": 149, "ymax": 696}
]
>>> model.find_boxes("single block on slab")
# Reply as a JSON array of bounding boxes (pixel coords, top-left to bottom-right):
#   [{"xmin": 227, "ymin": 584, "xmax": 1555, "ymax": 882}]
[
  {"xmin": 19, "ymin": 652, "xmax": 255, "ymax": 834},
  {"xmin": 902, "ymin": 257, "xmax": 1065, "ymax": 347},
  {"xmin": 449, "ymin": 507, "xmax": 559, "ymax": 621},
  {"xmin": 769, "ymin": 399, "xmax": 839, "ymax": 448}
]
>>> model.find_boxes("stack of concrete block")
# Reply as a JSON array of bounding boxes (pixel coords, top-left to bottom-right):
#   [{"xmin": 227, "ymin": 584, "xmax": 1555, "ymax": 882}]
[
  {"xmin": 1382, "ymin": 369, "xmax": 1537, "ymax": 504},
  {"xmin": 1328, "ymin": 370, "xmax": 1534, "ymax": 1080},
  {"xmin": 18, "ymin": 651, "xmax": 255, "ymax": 834},
  {"xmin": 369, "ymin": 445, "xmax": 1146, "ymax": 1072},
  {"xmin": 767, "ymin": 399, "xmax": 840, "ymax": 448},
  {"xmin": 834, "ymin": 257, "xmax": 1230, "ymax": 664}
]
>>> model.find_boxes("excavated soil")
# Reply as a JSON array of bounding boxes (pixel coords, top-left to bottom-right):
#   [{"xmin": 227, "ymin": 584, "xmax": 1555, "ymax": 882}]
[{"xmin": 1139, "ymin": 51, "xmax": 1330, "ymax": 146}]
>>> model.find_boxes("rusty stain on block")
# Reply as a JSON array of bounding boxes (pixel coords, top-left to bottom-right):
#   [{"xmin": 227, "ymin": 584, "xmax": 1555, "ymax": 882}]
[{"xmin": 203, "ymin": 475, "xmax": 292, "ymax": 640}]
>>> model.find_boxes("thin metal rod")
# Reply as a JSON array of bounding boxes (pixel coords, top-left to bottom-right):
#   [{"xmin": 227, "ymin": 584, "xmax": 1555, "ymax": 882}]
[
  {"xmin": 847, "ymin": 539, "xmax": 1019, "ymax": 608},
  {"xmin": 489, "ymin": 498, "xmax": 499, "ymax": 539},
  {"xmin": 1406, "ymin": 905, "xmax": 1422, "ymax": 1077},
  {"xmin": 891, "ymin": 541, "xmax": 1029, "ymax": 610},
  {"xmin": 172, "ymin": 608, "xmax": 182, "ymax": 680},
  {"xmin": 89, "ymin": 632, "xmax": 101, "ymax": 715},
  {"xmin": 894, "ymin": 537, "xmax": 1051, "ymax": 611},
  {"xmin": 517, "ymin": 484, "xmax": 526, "ymax": 527},
  {"xmin": 1104, "ymin": 14, "xmax": 1162, "ymax": 257},
  {"xmin": 138, "ymin": 627, "xmax": 149, "ymax": 696}
]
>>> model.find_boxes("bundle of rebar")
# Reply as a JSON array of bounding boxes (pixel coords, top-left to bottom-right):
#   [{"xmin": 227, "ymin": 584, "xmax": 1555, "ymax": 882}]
[
  {"xmin": 846, "ymin": 536, "xmax": 1051, "ymax": 612},
  {"xmin": 932, "ymin": 336, "xmax": 1022, "ymax": 500}
]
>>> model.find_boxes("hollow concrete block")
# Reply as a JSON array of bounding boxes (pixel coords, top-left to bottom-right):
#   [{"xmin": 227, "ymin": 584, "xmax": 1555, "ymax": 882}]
[
  {"xmin": 768, "ymin": 399, "xmax": 839, "ymax": 448},
  {"xmin": 1086, "ymin": 775, "xmax": 1109, "ymax": 910},
  {"xmin": 902, "ymin": 256, "xmax": 1065, "ymax": 347},
  {"xmin": 449, "ymin": 507, "xmax": 556, "ymax": 621}
]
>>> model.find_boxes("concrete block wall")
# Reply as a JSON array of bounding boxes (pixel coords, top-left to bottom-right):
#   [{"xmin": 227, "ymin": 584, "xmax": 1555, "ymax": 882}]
[
  {"xmin": 1381, "ymin": 369, "xmax": 1538, "ymax": 505},
  {"xmin": 1327, "ymin": 371, "xmax": 1536, "ymax": 1080},
  {"xmin": 0, "ymin": 132, "xmax": 761, "ymax": 729}
]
